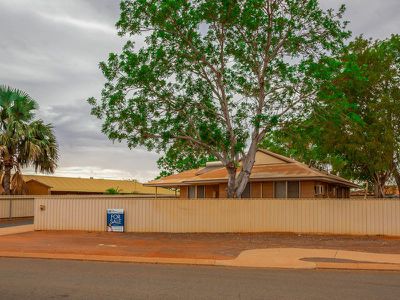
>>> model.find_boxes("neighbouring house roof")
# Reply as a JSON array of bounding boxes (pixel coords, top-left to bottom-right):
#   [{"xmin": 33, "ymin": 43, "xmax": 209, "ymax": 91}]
[
  {"xmin": 384, "ymin": 185, "xmax": 399, "ymax": 195},
  {"xmin": 145, "ymin": 149, "xmax": 359, "ymax": 188},
  {"xmin": 25, "ymin": 179, "xmax": 52, "ymax": 188},
  {"xmin": 23, "ymin": 175, "xmax": 176, "ymax": 195}
]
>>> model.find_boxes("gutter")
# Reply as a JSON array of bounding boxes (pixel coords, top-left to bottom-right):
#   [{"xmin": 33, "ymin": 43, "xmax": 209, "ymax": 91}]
[{"xmin": 145, "ymin": 177, "xmax": 359, "ymax": 189}]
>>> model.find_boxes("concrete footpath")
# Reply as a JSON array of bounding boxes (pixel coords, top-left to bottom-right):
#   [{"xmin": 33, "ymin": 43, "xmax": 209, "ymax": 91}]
[
  {"xmin": 0, "ymin": 228, "xmax": 400, "ymax": 271},
  {"xmin": 0, "ymin": 224, "xmax": 34, "ymax": 236},
  {"xmin": 1, "ymin": 247, "xmax": 400, "ymax": 271}
]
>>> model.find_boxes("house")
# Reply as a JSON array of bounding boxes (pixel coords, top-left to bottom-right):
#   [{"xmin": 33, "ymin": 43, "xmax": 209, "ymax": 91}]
[
  {"xmin": 22, "ymin": 175, "xmax": 176, "ymax": 196},
  {"xmin": 350, "ymin": 186, "xmax": 400, "ymax": 198},
  {"xmin": 384, "ymin": 185, "xmax": 400, "ymax": 196},
  {"xmin": 145, "ymin": 149, "xmax": 358, "ymax": 198}
]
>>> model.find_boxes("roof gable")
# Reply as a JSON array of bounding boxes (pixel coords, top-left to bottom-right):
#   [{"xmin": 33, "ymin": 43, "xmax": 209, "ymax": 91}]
[
  {"xmin": 25, "ymin": 179, "xmax": 53, "ymax": 188},
  {"xmin": 255, "ymin": 149, "xmax": 294, "ymax": 165},
  {"xmin": 146, "ymin": 149, "xmax": 358, "ymax": 188}
]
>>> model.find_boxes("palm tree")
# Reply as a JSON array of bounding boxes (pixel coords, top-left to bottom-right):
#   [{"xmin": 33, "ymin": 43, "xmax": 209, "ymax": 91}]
[{"xmin": 0, "ymin": 85, "xmax": 58, "ymax": 195}]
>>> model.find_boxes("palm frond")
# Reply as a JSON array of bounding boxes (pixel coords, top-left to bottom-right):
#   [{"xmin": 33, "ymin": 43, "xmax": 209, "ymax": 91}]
[
  {"xmin": 11, "ymin": 171, "xmax": 27, "ymax": 195},
  {"xmin": 0, "ymin": 85, "xmax": 58, "ymax": 194}
]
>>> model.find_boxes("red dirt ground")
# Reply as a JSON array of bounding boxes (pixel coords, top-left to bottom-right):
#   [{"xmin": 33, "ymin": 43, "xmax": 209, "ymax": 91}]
[{"xmin": 1, "ymin": 231, "xmax": 400, "ymax": 260}]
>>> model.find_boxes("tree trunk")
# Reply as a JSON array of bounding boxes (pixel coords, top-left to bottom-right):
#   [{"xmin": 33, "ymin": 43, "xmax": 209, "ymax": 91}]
[
  {"xmin": 226, "ymin": 163, "xmax": 237, "ymax": 198},
  {"xmin": 373, "ymin": 184, "xmax": 383, "ymax": 198},
  {"xmin": 373, "ymin": 172, "xmax": 388, "ymax": 198},
  {"xmin": 235, "ymin": 142, "xmax": 258, "ymax": 198},
  {"xmin": 393, "ymin": 167, "xmax": 400, "ymax": 198},
  {"xmin": 2, "ymin": 165, "xmax": 12, "ymax": 195}
]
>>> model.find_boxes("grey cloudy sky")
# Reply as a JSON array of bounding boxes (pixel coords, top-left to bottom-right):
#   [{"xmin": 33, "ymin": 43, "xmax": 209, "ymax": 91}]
[{"xmin": 1, "ymin": 0, "xmax": 399, "ymax": 182}]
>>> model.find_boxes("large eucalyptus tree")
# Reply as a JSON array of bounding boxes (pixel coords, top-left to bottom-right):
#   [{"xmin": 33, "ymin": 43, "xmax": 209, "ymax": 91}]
[
  {"xmin": 89, "ymin": 0, "xmax": 349, "ymax": 197},
  {"xmin": 0, "ymin": 86, "xmax": 58, "ymax": 195}
]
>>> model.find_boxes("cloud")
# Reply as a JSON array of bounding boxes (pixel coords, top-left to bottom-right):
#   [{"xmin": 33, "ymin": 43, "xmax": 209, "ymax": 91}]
[
  {"xmin": 1, "ymin": 0, "xmax": 400, "ymax": 183},
  {"xmin": 320, "ymin": 0, "xmax": 400, "ymax": 39},
  {"xmin": 37, "ymin": 12, "xmax": 116, "ymax": 34},
  {"xmin": 0, "ymin": 0, "xmax": 162, "ymax": 182},
  {"xmin": 35, "ymin": 100, "xmax": 161, "ymax": 182},
  {"xmin": 24, "ymin": 165, "xmax": 159, "ymax": 182}
]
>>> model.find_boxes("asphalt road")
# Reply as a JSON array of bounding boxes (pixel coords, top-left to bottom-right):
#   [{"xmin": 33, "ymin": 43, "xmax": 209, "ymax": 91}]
[{"xmin": 0, "ymin": 258, "xmax": 399, "ymax": 300}]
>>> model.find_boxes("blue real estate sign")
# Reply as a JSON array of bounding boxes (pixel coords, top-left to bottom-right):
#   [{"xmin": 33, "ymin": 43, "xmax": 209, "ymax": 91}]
[{"xmin": 106, "ymin": 208, "xmax": 124, "ymax": 232}]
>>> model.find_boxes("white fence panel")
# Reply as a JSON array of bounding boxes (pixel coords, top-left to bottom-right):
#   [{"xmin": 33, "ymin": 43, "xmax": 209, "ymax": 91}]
[
  {"xmin": 0, "ymin": 197, "xmax": 34, "ymax": 218},
  {"xmin": 33, "ymin": 196, "xmax": 400, "ymax": 236}
]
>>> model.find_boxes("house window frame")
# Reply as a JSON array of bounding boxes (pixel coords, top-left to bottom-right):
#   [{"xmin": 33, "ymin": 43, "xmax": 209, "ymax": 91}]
[
  {"xmin": 197, "ymin": 185, "xmax": 205, "ymax": 199},
  {"xmin": 287, "ymin": 181, "xmax": 300, "ymax": 198},
  {"xmin": 274, "ymin": 181, "xmax": 301, "ymax": 199},
  {"xmin": 274, "ymin": 181, "xmax": 287, "ymax": 198},
  {"xmin": 337, "ymin": 187, "xmax": 343, "ymax": 198},
  {"xmin": 261, "ymin": 183, "xmax": 264, "ymax": 197},
  {"xmin": 331, "ymin": 186, "xmax": 337, "ymax": 197},
  {"xmin": 314, "ymin": 184, "xmax": 324, "ymax": 196},
  {"xmin": 188, "ymin": 186, "xmax": 196, "ymax": 199}
]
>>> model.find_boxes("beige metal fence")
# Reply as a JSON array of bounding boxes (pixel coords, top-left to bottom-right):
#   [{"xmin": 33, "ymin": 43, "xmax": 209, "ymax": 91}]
[
  {"xmin": 0, "ymin": 196, "xmax": 34, "ymax": 218},
  {"xmin": 33, "ymin": 196, "xmax": 400, "ymax": 236}
]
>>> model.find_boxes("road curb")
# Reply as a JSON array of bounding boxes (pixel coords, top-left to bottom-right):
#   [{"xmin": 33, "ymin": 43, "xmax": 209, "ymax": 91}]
[
  {"xmin": 0, "ymin": 224, "xmax": 34, "ymax": 236},
  {"xmin": 315, "ymin": 262, "xmax": 400, "ymax": 271},
  {"xmin": 0, "ymin": 251, "xmax": 217, "ymax": 266},
  {"xmin": 1, "ymin": 251, "xmax": 400, "ymax": 271}
]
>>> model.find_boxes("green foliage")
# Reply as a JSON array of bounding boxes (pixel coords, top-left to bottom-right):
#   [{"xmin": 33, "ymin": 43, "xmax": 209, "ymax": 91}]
[
  {"xmin": 260, "ymin": 122, "xmax": 339, "ymax": 171},
  {"xmin": 261, "ymin": 35, "xmax": 400, "ymax": 193},
  {"xmin": 105, "ymin": 187, "xmax": 121, "ymax": 194},
  {"xmin": 89, "ymin": 0, "xmax": 348, "ymax": 196},
  {"xmin": 0, "ymin": 85, "xmax": 58, "ymax": 195},
  {"xmin": 156, "ymin": 141, "xmax": 216, "ymax": 178}
]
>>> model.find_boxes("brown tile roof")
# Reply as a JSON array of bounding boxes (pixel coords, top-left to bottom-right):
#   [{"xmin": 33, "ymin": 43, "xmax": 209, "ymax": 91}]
[
  {"xmin": 144, "ymin": 169, "xmax": 201, "ymax": 187},
  {"xmin": 146, "ymin": 149, "xmax": 359, "ymax": 188},
  {"xmin": 23, "ymin": 175, "xmax": 176, "ymax": 195}
]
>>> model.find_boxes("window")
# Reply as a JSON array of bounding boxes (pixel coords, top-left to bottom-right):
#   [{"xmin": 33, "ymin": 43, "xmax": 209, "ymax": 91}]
[
  {"xmin": 188, "ymin": 186, "xmax": 196, "ymax": 199},
  {"xmin": 242, "ymin": 183, "xmax": 251, "ymax": 198},
  {"xmin": 197, "ymin": 185, "xmax": 205, "ymax": 198},
  {"xmin": 275, "ymin": 181, "xmax": 287, "ymax": 198},
  {"xmin": 274, "ymin": 181, "xmax": 300, "ymax": 198},
  {"xmin": 287, "ymin": 181, "xmax": 300, "ymax": 198},
  {"xmin": 337, "ymin": 187, "xmax": 343, "ymax": 198},
  {"xmin": 314, "ymin": 185, "xmax": 324, "ymax": 196}
]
